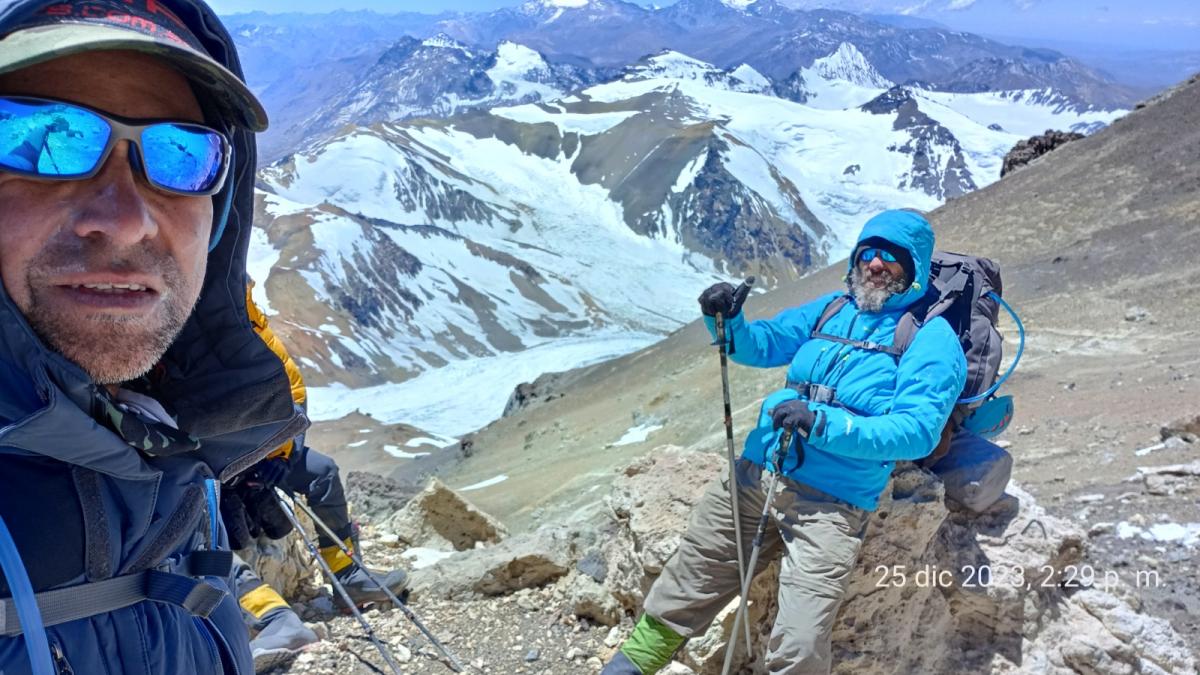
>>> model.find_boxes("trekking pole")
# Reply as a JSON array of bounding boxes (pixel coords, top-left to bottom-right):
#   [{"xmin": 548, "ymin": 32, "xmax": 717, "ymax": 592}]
[
  {"xmin": 279, "ymin": 490, "xmax": 466, "ymax": 673},
  {"xmin": 720, "ymin": 427, "xmax": 794, "ymax": 675},
  {"xmin": 270, "ymin": 492, "xmax": 405, "ymax": 675},
  {"xmin": 714, "ymin": 275, "xmax": 755, "ymax": 655}
]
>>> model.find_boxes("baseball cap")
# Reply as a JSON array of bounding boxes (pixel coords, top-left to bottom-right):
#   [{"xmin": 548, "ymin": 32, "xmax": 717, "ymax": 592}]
[{"xmin": 0, "ymin": 0, "xmax": 268, "ymax": 131}]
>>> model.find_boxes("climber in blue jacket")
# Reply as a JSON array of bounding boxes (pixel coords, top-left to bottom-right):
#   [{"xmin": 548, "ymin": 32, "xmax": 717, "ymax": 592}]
[{"xmin": 605, "ymin": 209, "xmax": 967, "ymax": 675}]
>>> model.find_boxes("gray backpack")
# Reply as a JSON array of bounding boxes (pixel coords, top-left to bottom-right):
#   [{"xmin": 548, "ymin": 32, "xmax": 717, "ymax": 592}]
[{"xmin": 811, "ymin": 251, "xmax": 1007, "ymax": 416}]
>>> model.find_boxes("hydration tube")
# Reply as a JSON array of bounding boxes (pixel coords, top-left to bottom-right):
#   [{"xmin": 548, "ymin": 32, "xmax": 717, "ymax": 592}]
[
  {"xmin": 205, "ymin": 479, "xmax": 220, "ymax": 548},
  {"xmin": 959, "ymin": 291, "xmax": 1025, "ymax": 405},
  {"xmin": 0, "ymin": 514, "xmax": 56, "ymax": 675}
]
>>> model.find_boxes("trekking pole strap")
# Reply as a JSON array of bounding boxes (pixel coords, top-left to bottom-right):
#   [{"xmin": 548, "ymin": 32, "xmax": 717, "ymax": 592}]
[{"xmin": 0, "ymin": 570, "xmax": 228, "ymax": 637}]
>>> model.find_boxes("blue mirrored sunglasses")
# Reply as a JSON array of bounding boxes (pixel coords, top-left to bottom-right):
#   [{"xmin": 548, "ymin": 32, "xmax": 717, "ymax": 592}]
[
  {"xmin": 859, "ymin": 247, "xmax": 898, "ymax": 264},
  {"xmin": 0, "ymin": 96, "xmax": 230, "ymax": 197}
]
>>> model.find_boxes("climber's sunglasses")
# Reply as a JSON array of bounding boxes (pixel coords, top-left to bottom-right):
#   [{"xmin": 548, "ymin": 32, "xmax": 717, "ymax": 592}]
[
  {"xmin": 859, "ymin": 247, "xmax": 898, "ymax": 264},
  {"xmin": 0, "ymin": 95, "xmax": 230, "ymax": 196}
]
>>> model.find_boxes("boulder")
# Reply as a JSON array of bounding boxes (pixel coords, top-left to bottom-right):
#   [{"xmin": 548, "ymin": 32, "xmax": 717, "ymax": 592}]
[
  {"xmin": 382, "ymin": 477, "xmax": 508, "ymax": 551},
  {"xmin": 1161, "ymin": 415, "xmax": 1200, "ymax": 444},
  {"xmin": 597, "ymin": 446, "xmax": 727, "ymax": 614},
  {"xmin": 1138, "ymin": 460, "xmax": 1200, "ymax": 496},
  {"xmin": 344, "ymin": 470, "xmax": 414, "ymax": 525},
  {"xmin": 565, "ymin": 570, "xmax": 625, "ymax": 626},
  {"xmin": 409, "ymin": 525, "xmax": 596, "ymax": 599}
]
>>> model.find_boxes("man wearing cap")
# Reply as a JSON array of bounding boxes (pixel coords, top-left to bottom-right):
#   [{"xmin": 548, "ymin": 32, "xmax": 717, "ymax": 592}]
[
  {"xmin": 0, "ymin": 1, "xmax": 301, "ymax": 673},
  {"xmin": 604, "ymin": 210, "xmax": 967, "ymax": 674}
]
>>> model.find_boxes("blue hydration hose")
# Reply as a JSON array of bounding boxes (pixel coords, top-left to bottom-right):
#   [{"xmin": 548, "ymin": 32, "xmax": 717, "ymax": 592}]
[
  {"xmin": 958, "ymin": 291, "xmax": 1025, "ymax": 405},
  {"xmin": 205, "ymin": 479, "xmax": 220, "ymax": 548},
  {"xmin": 0, "ymin": 513, "xmax": 56, "ymax": 675}
]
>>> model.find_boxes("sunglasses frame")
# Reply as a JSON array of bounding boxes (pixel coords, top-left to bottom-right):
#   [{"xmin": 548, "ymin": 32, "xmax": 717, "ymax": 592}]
[
  {"xmin": 0, "ymin": 95, "xmax": 231, "ymax": 197},
  {"xmin": 859, "ymin": 247, "xmax": 898, "ymax": 264}
]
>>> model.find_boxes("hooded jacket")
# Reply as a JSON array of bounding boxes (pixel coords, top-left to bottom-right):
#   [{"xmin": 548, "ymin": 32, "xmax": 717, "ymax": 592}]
[
  {"xmin": 0, "ymin": 1, "xmax": 304, "ymax": 673},
  {"xmin": 705, "ymin": 210, "xmax": 966, "ymax": 510}
]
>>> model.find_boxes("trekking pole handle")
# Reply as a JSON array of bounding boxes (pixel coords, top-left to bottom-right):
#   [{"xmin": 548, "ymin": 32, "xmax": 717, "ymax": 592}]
[
  {"xmin": 769, "ymin": 427, "xmax": 794, "ymax": 475},
  {"xmin": 714, "ymin": 276, "xmax": 755, "ymax": 354}
]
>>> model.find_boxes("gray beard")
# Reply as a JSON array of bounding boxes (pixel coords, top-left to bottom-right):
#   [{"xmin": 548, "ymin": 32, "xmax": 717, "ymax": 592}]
[{"xmin": 850, "ymin": 266, "xmax": 909, "ymax": 312}]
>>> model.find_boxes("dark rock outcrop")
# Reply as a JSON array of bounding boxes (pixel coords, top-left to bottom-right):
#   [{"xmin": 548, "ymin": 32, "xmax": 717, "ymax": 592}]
[{"xmin": 1000, "ymin": 129, "xmax": 1085, "ymax": 177}]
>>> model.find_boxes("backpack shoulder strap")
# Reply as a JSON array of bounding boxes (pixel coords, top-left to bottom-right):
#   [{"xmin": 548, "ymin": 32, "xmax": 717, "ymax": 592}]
[
  {"xmin": 892, "ymin": 311, "xmax": 921, "ymax": 354},
  {"xmin": 811, "ymin": 294, "xmax": 851, "ymax": 337}
]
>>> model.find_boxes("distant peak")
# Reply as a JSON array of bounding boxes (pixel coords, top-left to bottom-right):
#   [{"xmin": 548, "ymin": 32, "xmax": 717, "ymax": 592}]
[
  {"xmin": 626, "ymin": 50, "xmax": 722, "ymax": 80},
  {"xmin": 422, "ymin": 33, "xmax": 471, "ymax": 54},
  {"xmin": 720, "ymin": 0, "xmax": 758, "ymax": 9},
  {"xmin": 523, "ymin": 0, "xmax": 591, "ymax": 9},
  {"xmin": 808, "ymin": 42, "xmax": 891, "ymax": 89}
]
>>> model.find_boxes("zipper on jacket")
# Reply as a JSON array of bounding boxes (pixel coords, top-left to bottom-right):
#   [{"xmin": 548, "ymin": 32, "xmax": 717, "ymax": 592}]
[{"xmin": 50, "ymin": 640, "xmax": 74, "ymax": 675}]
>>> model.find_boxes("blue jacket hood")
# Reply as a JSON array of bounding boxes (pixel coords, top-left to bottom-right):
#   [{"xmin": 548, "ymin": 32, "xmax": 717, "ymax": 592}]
[
  {"xmin": 846, "ymin": 209, "xmax": 935, "ymax": 311},
  {"xmin": 0, "ymin": 0, "xmax": 303, "ymax": 480}
]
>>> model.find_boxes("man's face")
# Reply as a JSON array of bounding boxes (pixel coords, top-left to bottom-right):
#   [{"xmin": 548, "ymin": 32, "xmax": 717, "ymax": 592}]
[
  {"xmin": 0, "ymin": 50, "xmax": 213, "ymax": 385},
  {"xmin": 850, "ymin": 247, "xmax": 909, "ymax": 312}
]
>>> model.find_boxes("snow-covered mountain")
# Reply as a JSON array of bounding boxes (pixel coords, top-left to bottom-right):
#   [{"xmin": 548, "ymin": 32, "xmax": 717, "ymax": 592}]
[
  {"xmin": 623, "ymin": 51, "xmax": 772, "ymax": 94},
  {"xmin": 434, "ymin": 0, "xmax": 1136, "ymax": 109},
  {"xmin": 271, "ymin": 36, "xmax": 608, "ymax": 162},
  {"xmin": 251, "ymin": 48, "xmax": 1124, "ymax": 409},
  {"xmin": 232, "ymin": 5, "xmax": 1135, "ymax": 164}
]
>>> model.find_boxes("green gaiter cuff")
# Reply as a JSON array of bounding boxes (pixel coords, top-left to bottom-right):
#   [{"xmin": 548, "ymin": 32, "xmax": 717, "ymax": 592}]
[{"xmin": 620, "ymin": 614, "xmax": 687, "ymax": 673}]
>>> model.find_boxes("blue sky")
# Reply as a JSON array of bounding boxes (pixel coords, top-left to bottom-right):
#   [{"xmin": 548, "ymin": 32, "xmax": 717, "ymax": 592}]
[{"xmin": 208, "ymin": 0, "xmax": 1200, "ymax": 51}]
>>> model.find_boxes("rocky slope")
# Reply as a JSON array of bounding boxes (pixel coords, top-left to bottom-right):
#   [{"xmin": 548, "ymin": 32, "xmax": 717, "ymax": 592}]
[{"xmin": 252, "ymin": 450, "xmax": 1195, "ymax": 674}]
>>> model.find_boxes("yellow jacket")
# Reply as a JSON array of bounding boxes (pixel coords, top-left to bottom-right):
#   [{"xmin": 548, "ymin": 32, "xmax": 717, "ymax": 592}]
[{"xmin": 246, "ymin": 284, "xmax": 306, "ymax": 459}]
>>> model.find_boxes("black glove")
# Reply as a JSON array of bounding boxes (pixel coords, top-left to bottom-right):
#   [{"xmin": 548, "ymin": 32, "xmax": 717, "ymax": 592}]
[
  {"xmin": 698, "ymin": 281, "xmax": 752, "ymax": 318},
  {"xmin": 254, "ymin": 455, "xmax": 291, "ymax": 487},
  {"xmin": 770, "ymin": 400, "xmax": 818, "ymax": 440},
  {"xmin": 242, "ymin": 484, "xmax": 295, "ymax": 541},
  {"xmin": 220, "ymin": 488, "xmax": 256, "ymax": 550}
]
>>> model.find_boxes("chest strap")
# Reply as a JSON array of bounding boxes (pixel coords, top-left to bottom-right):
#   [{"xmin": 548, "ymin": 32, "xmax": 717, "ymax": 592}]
[
  {"xmin": 0, "ymin": 550, "xmax": 232, "ymax": 638},
  {"xmin": 787, "ymin": 381, "xmax": 838, "ymax": 405},
  {"xmin": 809, "ymin": 331, "xmax": 905, "ymax": 358}
]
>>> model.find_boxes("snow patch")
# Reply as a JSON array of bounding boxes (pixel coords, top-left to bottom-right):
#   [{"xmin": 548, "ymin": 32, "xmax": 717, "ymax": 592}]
[
  {"xmin": 1117, "ymin": 521, "xmax": 1200, "ymax": 547},
  {"xmin": 612, "ymin": 422, "xmax": 664, "ymax": 447},
  {"xmin": 246, "ymin": 226, "xmax": 281, "ymax": 315},
  {"xmin": 382, "ymin": 444, "xmax": 432, "ymax": 460},
  {"xmin": 401, "ymin": 547, "xmax": 456, "ymax": 570},
  {"xmin": 460, "ymin": 474, "xmax": 509, "ymax": 491},
  {"xmin": 492, "ymin": 104, "xmax": 638, "ymax": 136}
]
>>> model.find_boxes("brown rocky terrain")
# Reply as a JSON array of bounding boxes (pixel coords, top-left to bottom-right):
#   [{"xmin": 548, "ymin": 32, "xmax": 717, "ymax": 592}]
[{"xmin": 255, "ymin": 449, "xmax": 1193, "ymax": 674}]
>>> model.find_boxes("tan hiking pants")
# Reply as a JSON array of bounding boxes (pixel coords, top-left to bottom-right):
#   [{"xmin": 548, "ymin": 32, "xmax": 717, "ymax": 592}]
[{"xmin": 644, "ymin": 459, "xmax": 869, "ymax": 674}]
